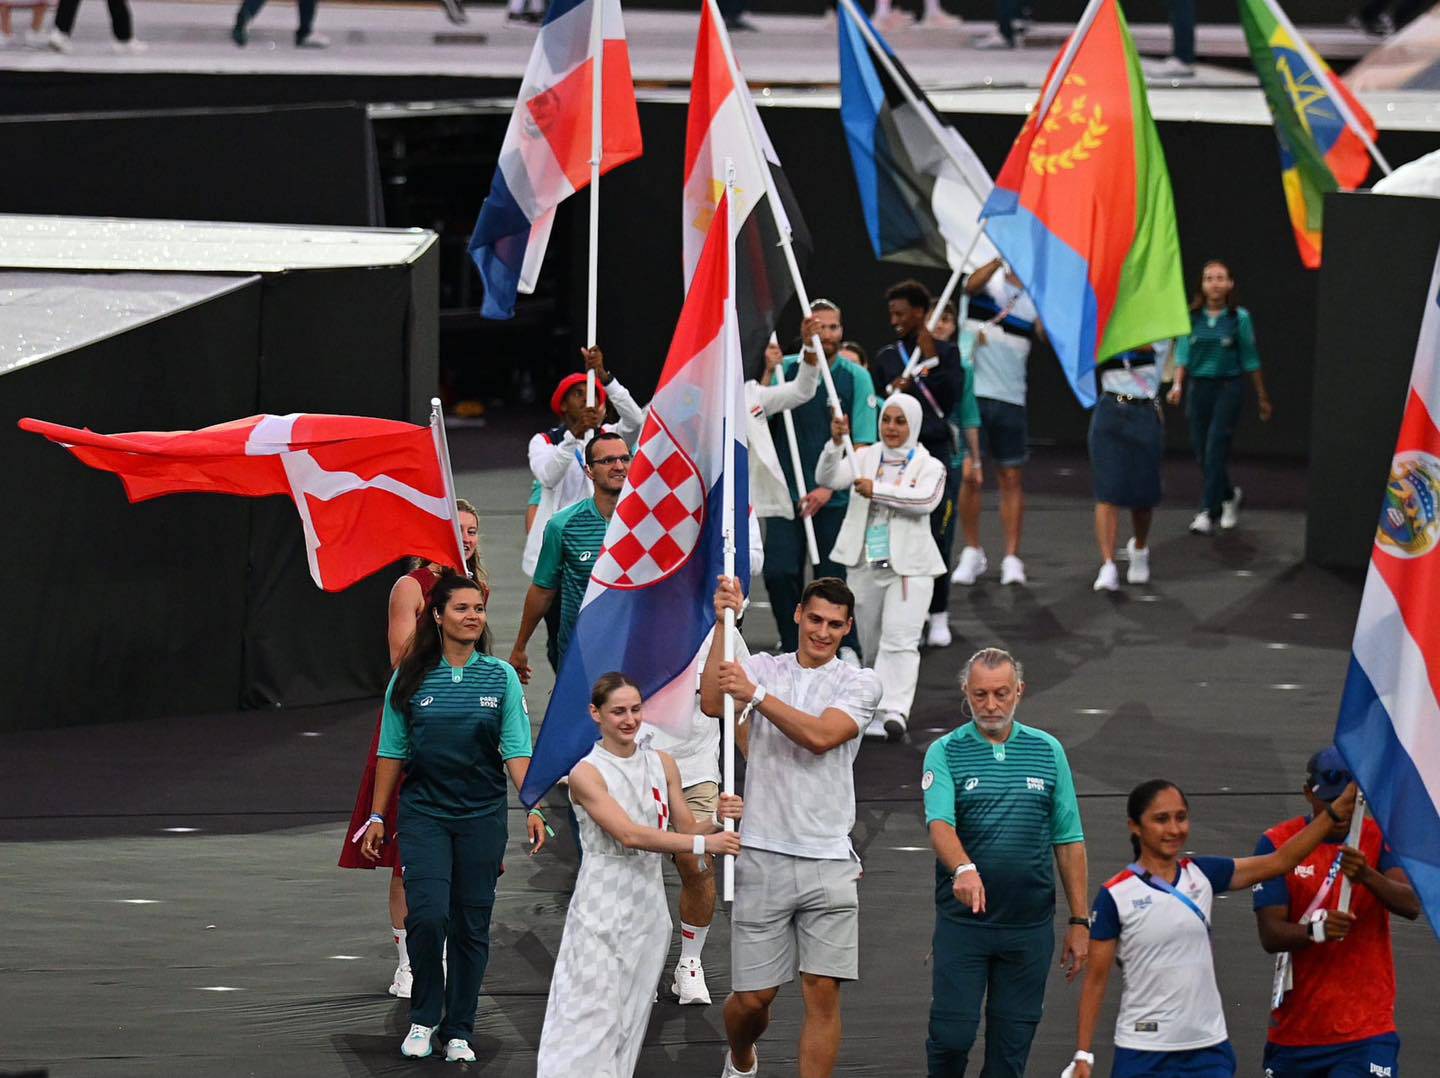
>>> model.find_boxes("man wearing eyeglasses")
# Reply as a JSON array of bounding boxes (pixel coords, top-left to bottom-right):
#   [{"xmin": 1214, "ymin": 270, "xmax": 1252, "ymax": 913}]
[{"xmin": 510, "ymin": 431, "xmax": 631, "ymax": 682}]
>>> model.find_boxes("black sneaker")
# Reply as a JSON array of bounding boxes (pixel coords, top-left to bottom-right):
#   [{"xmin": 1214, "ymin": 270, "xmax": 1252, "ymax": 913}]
[{"xmin": 231, "ymin": 17, "xmax": 248, "ymax": 45}]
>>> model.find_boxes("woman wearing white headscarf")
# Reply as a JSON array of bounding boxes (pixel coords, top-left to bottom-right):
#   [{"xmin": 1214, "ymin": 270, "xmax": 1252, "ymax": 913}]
[{"xmin": 817, "ymin": 393, "xmax": 947, "ymax": 742}]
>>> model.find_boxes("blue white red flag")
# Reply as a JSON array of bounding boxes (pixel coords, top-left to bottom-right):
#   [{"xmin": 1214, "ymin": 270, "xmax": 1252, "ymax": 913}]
[
  {"xmin": 468, "ymin": 0, "xmax": 642, "ymax": 319},
  {"xmin": 1335, "ymin": 240, "xmax": 1440, "ymax": 940},
  {"xmin": 521, "ymin": 195, "xmax": 749, "ymax": 804}
]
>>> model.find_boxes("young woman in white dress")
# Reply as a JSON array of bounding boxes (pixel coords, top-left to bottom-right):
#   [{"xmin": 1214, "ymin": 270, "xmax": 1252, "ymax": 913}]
[{"xmin": 535, "ymin": 673, "xmax": 744, "ymax": 1078}]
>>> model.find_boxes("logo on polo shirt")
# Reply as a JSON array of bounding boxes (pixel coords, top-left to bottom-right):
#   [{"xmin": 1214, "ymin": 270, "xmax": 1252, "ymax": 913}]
[
  {"xmin": 1026, "ymin": 777, "xmax": 1046, "ymax": 792},
  {"xmin": 419, "ymin": 696, "xmax": 434, "ymax": 707},
  {"xmin": 1294, "ymin": 864, "xmax": 1315, "ymax": 878},
  {"xmin": 479, "ymin": 696, "xmax": 499, "ymax": 709},
  {"xmin": 580, "ymin": 551, "xmax": 593, "ymax": 562},
  {"xmin": 964, "ymin": 777, "xmax": 980, "ymax": 792},
  {"xmin": 1370, "ymin": 1064, "xmax": 1393, "ymax": 1077},
  {"xmin": 1131, "ymin": 895, "xmax": 1153, "ymax": 910},
  {"xmin": 921, "ymin": 770, "xmax": 935, "ymax": 791}
]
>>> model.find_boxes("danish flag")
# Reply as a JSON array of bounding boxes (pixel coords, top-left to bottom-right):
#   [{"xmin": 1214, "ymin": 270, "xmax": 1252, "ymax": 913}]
[{"xmin": 18, "ymin": 412, "xmax": 465, "ymax": 592}]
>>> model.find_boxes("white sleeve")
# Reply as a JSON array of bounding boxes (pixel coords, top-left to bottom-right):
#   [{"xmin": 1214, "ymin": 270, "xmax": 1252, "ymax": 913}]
[
  {"xmin": 605, "ymin": 377, "xmax": 646, "ymax": 448},
  {"xmin": 814, "ymin": 441, "xmax": 855, "ymax": 491},
  {"xmin": 755, "ymin": 358, "xmax": 820, "ymax": 417},
  {"xmin": 829, "ymin": 668, "xmax": 882, "ymax": 732},
  {"xmin": 529, "ymin": 430, "xmax": 580, "ymax": 488},
  {"xmin": 870, "ymin": 459, "xmax": 945, "ymax": 515},
  {"xmin": 747, "ymin": 508, "xmax": 764, "ymax": 578}
]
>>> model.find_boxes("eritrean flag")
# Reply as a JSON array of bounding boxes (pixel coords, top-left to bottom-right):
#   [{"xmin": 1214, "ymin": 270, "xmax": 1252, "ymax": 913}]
[
  {"xmin": 1239, "ymin": 0, "xmax": 1378, "ymax": 269},
  {"xmin": 980, "ymin": 0, "xmax": 1187, "ymax": 408}
]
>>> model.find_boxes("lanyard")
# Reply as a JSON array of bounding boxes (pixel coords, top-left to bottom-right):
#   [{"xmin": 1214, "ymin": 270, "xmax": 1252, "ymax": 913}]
[
  {"xmin": 1300, "ymin": 849, "xmax": 1345, "ymax": 920},
  {"xmin": 874, "ymin": 447, "xmax": 916, "ymax": 482},
  {"xmin": 1127, "ymin": 862, "xmax": 1210, "ymax": 931}
]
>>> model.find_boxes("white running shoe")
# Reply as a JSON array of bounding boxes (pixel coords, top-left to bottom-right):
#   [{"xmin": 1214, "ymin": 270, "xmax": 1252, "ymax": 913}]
[
  {"xmin": 400, "ymin": 1023, "xmax": 434, "ymax": 1058},
  {"xmin": 1220, "ymin": 487, "xmax": 1243, "ymax": 530},
  {"xmin": 110, "ymin": 38, "xmax": 147, "ymax": 53},
  {"xmin": 1188, "ymin": 511, "xmax": 1214, "ymax": 536},
  {"xmin": 1093, "ymin": 561, "xmax": 1119, "ymax": 592},
  {"xmin": 46, "ymin": 29, "xmax": 72, "ymax": 52},
  {"xmin": 838, "ymin": 646, "xmax": 861, "ymax": 668},
  {"xmin": 882, "ymin": 711, "xmax": 907, "ymax": 742},
  {"xmin": 951, "ymin": 546, "xmax": 987, "ymax": 585},
  {"xmin": 1000, "ymin": 555, "xmax": 1026, "ymax": 586},
  {"xmin": 1148, "ymin": 55, "xmax": 1195, "ymax": 78},
  {"xmin": 295, "ymin": 31, "xmax": 331, "ymax": 47},
  {"xmin": 1125, "ymin": 539, "xmax": 1150, "ymax": 585},
  {"xmin": 444, "ymin": 1038, "xmax": 475, "ymax": 1063},
  {"xmin": 721, "ymin": 1049, "xmax": 759, "ymax": 1077},
  {"xmin": 673, "ymin": 956, "xmax": 712, "ymax": 1005},
  {"xmin": 388, "ymin": 964, "xmax": 412, "ymax": 999},
  {"xmin": 973, "ymin": 30, "xmax": 1016, "ymax": 49},
  {"xmin": 863, "ymin": 715, "xmax": 889, "ymax": 740},
  {"xmin": 926, "ymin": 612, "xmax": 952, "ymax": 648}
]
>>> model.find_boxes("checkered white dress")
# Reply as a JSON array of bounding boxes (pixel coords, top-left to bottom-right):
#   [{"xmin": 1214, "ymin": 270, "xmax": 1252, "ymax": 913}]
[{"xmin": 535, "ymin": 744, "xmax": 672, "ymax": 1078}]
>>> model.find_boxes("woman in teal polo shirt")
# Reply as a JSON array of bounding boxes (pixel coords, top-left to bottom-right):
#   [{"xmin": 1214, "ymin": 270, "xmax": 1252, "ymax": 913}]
[
  {"xmin": 1166, "ymin": 260, "xmax": 1273, "ymax": 536},
  {"xmin": 361, "ymin": 573, "xmax": 547, "ymax": 1064}
]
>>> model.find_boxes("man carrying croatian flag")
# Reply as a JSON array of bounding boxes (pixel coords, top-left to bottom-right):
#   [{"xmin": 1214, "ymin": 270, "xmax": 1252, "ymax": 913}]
[
  {"xmin": 521, "ymin": 191, "xmax": 749, "ymax": 816},
  {"xmin": 1335, "ymin": 238, "xmax": 1440, "ymax": 944},
  {"xmin": 468, "ymin": 0, "xmax": 642, "ymax": 320}
]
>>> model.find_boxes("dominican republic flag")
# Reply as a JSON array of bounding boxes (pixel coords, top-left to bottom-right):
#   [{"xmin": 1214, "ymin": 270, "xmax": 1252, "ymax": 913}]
[
  {"xmin": 836, "ymin": 0, "xmax": 997, "ymax": 272},
  {"xmin": 981, "ymin": 0, "xmax": 1188, "ymax": 407},
  {"xmin": 468, "ymin": 0, "xmax": 642, "ymax": 320},
  {"xmin": 19, "ymin": 413, "xmax": 465, "ymax": 592},
  {"xmin": 683, "ymin": 0, "xmax": 810, "ymax": 382},
  {"xmin": 522, "ymin": 194, "xmax": 750, "ymax": 805},
  {"xmin": 1335, "ymin": 242, "xmax": 1440, "ymax": 940}
]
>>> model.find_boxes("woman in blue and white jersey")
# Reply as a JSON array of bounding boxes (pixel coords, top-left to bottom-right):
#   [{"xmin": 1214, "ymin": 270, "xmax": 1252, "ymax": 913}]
[{"xmin": 1067, "ymin": 778, "xmax": 1356, "ymax": 1078}]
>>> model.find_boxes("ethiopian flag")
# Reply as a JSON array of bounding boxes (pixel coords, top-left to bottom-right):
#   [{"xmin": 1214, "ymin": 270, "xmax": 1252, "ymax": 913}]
[
  {"xmin": 1239, "ymin": 0, "xmax": 1377, "ymax": 269},
  {"xmin": 981, "ymin": 0, "xmax": 1187, "ymax": 408}
]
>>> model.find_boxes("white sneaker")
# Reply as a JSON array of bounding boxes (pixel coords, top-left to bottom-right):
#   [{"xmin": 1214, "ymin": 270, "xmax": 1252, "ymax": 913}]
[
  {"xmin": 973, "ymin": 30, "xmax": 1016, "ymax": 49},
  {"xmin": 838, "ymin": 645, "xmax": 861, "ymax": 668},
  {"xmin": 863, "ymin": 715, "xmax": 889, "ymax": 740},
  {"xmin": 721, "ymin": 1050, "xmax": 759, "ymax": 1078},
  {"xmin": 1093, "ymin": 561, "xmax": 1119, "ymax": 592},
  {"xmin": 999, "ymin": 555, "xmax": 1026, "ymax": 586},
  {"xmin": 673, "ymin": 956, "xmax": 712, "ymax": 1005},
  {"xmin": 1220, "ymin": 487, "xmax": 1243, "ymax": 530},
  {"xmin": 1125, "ymin": 539, "xmax": 1150, "ymax": 585},
  {"xmin": 951, "ymin": 546, "xmax": 987, "ymax": 585},
  {"xmin": 110, "ymin": 38, "xmax": 147, "ymax": 53},
  {"xmin": 296, "ymin": 30, "xmax": 331, "ymax": 47},
  {"xmin": 388, "ymin": 964, "xmax": 412, "ymax": 999},
  {"xmin": 926, "ymin": 612, "xmax": 952, "ymax": 648},
  {"xmin": 882, "ymin": 711, "xmax": 907, "ymax": 742},
  {"xmin": 1188, "ymin": 511, "xmax": 1214, "ymax": 536},
  {"xmin": 1149, "ymin": 55, "xmax": 1195, "ymax": 78},
  {"xmin": 400, "ymin": 1023, "xmax": 434, "ymax": 1058},
  {"xmin": 46, "ymin": 29, "xmax": 72, "ymax": 52},
  {"xmin": 444, "ymin": 1038, "xmax": 475, "ymax": 1063}
]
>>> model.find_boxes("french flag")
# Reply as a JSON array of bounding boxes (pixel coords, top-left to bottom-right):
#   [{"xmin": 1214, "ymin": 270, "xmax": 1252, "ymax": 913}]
[
  {"xmin": 522, "ymin": 194, "xmax": 749, "ymax": 804},
  {"xmin": 468, "ymin": 0, "xmax": 642, "ymax": 320},
  {"xmin": 1335, "ymin": 242, "xmax": 1440, "ymax": 939}
]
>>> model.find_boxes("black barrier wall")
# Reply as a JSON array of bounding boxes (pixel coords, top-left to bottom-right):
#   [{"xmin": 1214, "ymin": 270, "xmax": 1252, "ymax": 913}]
[
  {"xmin": 1307, "ymin": 193, "xmax": 1440, "ymax": 572},
  {"xmin": 0, "ymin": 250, "xmax": 441, "ymax": 732}
]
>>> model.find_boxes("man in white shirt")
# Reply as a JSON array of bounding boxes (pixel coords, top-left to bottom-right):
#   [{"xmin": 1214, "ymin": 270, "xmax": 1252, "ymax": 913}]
[
  {"xmin": 954, "ymin": 260, "xmax": 1041, "ymax": 588},
  {"xmin": 701, "ymin": 576, "xmax": 881, "ymax": 1078}
]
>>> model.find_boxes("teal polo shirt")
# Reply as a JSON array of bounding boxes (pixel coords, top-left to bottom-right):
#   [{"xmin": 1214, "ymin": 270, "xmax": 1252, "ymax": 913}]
[
  {"xmin": 1175, "ymin": 306, "xmax": 1261, "ymax": 378},
  {"xmin": 772, "ymin": 353, "xmax": 878, "ymax": 510},
  {"xmin": 923, "ymin": 720, "xmax": 1084, "ymax": 927},
  {"xmin": 379, "ymin": 652, "xmax": 531, "ymax": 820},
  {"xmin": 532, "ymin": 496, "xmax": 607, "ymax": 662}
]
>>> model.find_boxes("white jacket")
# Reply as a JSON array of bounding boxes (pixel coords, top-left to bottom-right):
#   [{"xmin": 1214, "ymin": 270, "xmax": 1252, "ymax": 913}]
[
  {"xmin": 747, "ymin": 358, "xmax": 821, "ymax": 519},
  {"xmin": 816, "ymin": 440, "xmax": 947, "ymax": 577},
  {"xmin": 522, "ymin": 376, "xmax": 644, "ymax": 577}
]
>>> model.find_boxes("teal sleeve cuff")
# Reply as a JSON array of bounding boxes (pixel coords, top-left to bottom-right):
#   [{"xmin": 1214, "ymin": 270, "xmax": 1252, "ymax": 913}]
[
  {"xmin": 498, "ymin": 663, "xmax": 534, "ymax": 760},
  {"xmin": 922, "ymin": 738, "xmax": 957, "ymax": 826},
  {"xmin": 377, "ymin": 671, "xmax": 410, "ymax": 760},
  {"xmin": 532, "ymin": 518, "xmax": 564, "ymax": 590},
  {"xmin": 1049, "ymin": 740, "xmax": 1085, "ymax": 843},
  {"xmin": 851, "ymin": 368, "xmax": 880, "ymax": 443}
]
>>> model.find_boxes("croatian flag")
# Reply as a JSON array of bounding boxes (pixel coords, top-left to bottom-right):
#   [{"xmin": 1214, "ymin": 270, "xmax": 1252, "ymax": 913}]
[
  {"xmin": 522, "ymin": 195, "xmax": 749, "ymax": 804},
  {"xmin": 1335, "ymin": 240, "xmax": 1440, "ymax": 940},
  {"xmin": 468, "ymin": 0, "xmax": 642, "ymax": 320}
]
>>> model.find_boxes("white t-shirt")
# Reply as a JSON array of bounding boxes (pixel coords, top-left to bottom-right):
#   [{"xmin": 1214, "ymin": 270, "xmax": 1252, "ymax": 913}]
[
  {"xmin": 1090, "ymin": 857, "xmax": 1235, "ymax": 1051},
  {"xmin": 640, "ymin": 627, "xmax": 753, "ymax": 789},
  {"xmin": 969, "ymin": 273, "xmax": 1038, "ymax": 407},
  {"xmin": 738, "ymin": 652, "xmax": 881, "ymax": 860}
]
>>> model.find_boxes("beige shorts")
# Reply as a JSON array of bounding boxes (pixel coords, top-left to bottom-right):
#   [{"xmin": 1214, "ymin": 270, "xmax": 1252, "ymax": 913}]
[{"xmin": 668, "ymin": 780, "xmax": 719, "ymax": 831}]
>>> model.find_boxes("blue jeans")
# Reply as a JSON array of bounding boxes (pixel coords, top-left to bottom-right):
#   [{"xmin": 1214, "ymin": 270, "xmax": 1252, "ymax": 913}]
[{"xmin": 1185, "ymin": 376, "xmax": 1243, "ymax": 518}]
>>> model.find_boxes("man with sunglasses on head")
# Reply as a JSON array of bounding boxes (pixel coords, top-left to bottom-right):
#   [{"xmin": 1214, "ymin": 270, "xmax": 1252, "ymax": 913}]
[
  {"xmin": 510, "ymin": 431, "xmax": 631, "ymax": 683},
  {"xmin": 763, "ymin": 300, "xmax": 877, "ymax": 656},
  {"xmin": 920, "ymin": 647, "xmax": 1089, "ymax": 1077},
  {"xmin": 1252, "ymin": 747, "xmax": 1419, "ymax": 1078}
]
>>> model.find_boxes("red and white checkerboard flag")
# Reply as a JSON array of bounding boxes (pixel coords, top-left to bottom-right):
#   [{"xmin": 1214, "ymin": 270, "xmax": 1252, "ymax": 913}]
[
  {"xmin": 523, "ymin": 193, "xmax": 750, "ymax": 805},
  {"xmin": 19, "ymin": 411, "xmax": 467, "ymax": 592}
]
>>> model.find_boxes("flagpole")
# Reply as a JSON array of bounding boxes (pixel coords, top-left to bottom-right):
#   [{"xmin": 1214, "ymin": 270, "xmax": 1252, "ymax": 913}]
[
  {"xmin": 1261, "ymin": 0, "xmax": 1392, "ymax": 177},
  {"xmin": 430, "ymin": 398, "xmax": 469, "ymax": 575},
  {"xmin": 707, "ymin": 0, "xmax": 859, "ymax": 472},
  {"xmin": 722, "ymin": 160, "xmax": 740, "ymax": 905},
  {"xmin": 1337, "ymin": 791, "xmax": 1368, "ymax": 912},
  {"xmin": 585, "ymin": 0, "xmax": 606, "ymax": 406},
  {"xmin": 1031, "ymin": 0, "xmax": 1106, "ymax": 129},
  {"xmin": 897, "ymin": 227, "xmax": 988, "ymax": 382},
  {"xmin": 771, "ymin": 344, "xmax": 822, "ymax": 567}
]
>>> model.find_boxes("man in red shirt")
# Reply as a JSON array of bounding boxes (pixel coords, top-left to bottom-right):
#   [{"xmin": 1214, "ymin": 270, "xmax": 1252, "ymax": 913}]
[{"xmin": 1252, "ymin": 747, "xmax": 1420, "ymax": 1077}]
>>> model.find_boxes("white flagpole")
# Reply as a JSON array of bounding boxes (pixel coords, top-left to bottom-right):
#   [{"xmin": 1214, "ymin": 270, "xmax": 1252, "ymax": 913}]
[
  {"xmin": 1030, "ymin": 0, "xmax": 1106, "ymax": 131},
  {"xmin": 585, "ymin": 0, "xmax": 606, "ymax": 406},
  {"xmin": 1337, "ymin": 791, "xmax": 1368, "ymax": 913},
  {"xmin": 771, "ymin": 339, "xmax": 822, "ymax": 567},
  {"xmin": 429, "ymin": 398, "xmax": 469, "ymax": 575},
  {"xmin": 707, "ymin": 0, "xmax": 859, "ymax": 472},
  {"xmin": 896, "ymin": 239, "xmax": 979, "ymax": 383},
  {"xmin": 1261, "ymin": 0, "xmax": 1392, "ymax": 177},
  {"xmin": 722, "ymin": 159, "xmax": 740, "ymax": 904}
]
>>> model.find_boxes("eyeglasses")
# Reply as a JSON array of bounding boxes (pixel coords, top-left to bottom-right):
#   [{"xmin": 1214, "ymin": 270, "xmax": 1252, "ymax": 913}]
[{"xmin": 591, "ymin": 454, "xmax": 631, "ymax": 467}]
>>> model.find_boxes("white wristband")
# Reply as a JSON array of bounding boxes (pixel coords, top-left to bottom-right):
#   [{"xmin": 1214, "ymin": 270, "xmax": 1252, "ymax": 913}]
[
  {"xmin": 692, "ymin": 834, "xmax": 706, "ymax": 856},
  {"xmin": 953, "ymin": 862, "xmax": 977, "ymax": 880},
  {"xmin": 750, "ymin": 683, "xmax": 767, "ymax": 708},
  {"xmin": 1309, "ymin": 908, "xmax": 1328, "ymax": 943},
  {"xmin": 1072, "ymin": 1050, "xmax": 1095, "ymax": 1065}
]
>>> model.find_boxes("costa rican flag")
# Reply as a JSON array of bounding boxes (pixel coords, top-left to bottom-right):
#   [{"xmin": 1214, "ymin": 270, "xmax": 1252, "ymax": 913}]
[
  {"xmin": 1335, "ymin": 241, "xmax": 1440, "ymax": 939},
  {"xmin": 468, "ymin": 0, "xmax": 642, "ymax": 320},
  {"xmin": 522, "ymin": 194, "xmax": 749, "ymax": 804}
]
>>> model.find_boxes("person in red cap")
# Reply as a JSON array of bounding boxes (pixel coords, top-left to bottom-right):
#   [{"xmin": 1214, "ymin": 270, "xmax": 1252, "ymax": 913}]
[{"xmin": 522, "ymin": 347, "xmax": 644, "ymax": 662}]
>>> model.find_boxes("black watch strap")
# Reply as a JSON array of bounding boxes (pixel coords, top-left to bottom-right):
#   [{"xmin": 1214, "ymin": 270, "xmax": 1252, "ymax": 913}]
[
  {"xmin": 1324, "ymin": 802, "xmax": 1342, "ymax": 823},
  {"xmin": 1068, "ymin": 916, "xmax": 1090, "ymax": 927}
]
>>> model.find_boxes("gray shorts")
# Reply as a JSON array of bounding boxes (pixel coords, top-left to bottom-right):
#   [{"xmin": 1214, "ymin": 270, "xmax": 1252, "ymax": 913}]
[{"xmin": 731, "ymin": 847, "xmax": 861, "ymax": 991}]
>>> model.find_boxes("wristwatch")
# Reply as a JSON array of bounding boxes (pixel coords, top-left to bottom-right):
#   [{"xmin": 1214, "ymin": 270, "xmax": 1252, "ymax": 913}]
[{"xmin": 1068, "ymin": 916, "xmax": 1091, "ymax": 928}]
